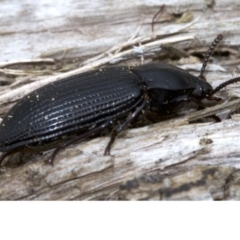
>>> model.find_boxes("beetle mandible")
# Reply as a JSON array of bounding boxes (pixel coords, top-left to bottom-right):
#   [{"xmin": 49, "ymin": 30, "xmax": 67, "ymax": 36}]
[{"xmin": 0, "ymin": 34, "xmax": 238, "ymax": 165}]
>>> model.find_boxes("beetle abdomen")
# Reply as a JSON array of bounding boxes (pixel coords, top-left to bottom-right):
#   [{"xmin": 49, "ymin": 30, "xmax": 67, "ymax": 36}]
[{"xmin": 0, "ymin": 67, "xmax": 143, "ymax": 151}]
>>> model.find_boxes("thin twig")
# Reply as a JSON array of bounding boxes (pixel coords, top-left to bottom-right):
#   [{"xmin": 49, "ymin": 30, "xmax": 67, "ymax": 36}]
[
  {"xmin": 0, "ymin": 34, "xmax": 195, "ymax": 105},
  {"xmin": 0, "ymin": 58, "xmax": 55, "ymax": 68}
]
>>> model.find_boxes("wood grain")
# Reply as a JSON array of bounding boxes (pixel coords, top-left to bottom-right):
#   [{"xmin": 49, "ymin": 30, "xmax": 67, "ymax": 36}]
[{"xmin": 0, "ymin": 0, "xmax": 240, "ymax": 200}]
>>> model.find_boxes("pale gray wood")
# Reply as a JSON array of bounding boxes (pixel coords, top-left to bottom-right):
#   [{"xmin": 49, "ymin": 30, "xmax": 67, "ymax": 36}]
[
  {"xmin": 1, "ymin": 0, "xmax": 240, "ymax": 62},
  {"xmin": 0, "ymin": 0, "xmax": 240, "ymax": 200},
  {"xmin": 1, "ymin": 114, "xmax": 240, "ymax": 200}
]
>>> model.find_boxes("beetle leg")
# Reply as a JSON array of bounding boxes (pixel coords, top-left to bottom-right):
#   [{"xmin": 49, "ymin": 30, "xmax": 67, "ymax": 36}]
[
  {"xmin": 189, "ymin": 97, "xmax": 206, "ymax": 110},
  {"xmin": 206, "ymin": 115, "xmax": 221, "ymax": 122},
  {"xmin": 104, "ymin": 99, "xmax": 148, "ymax": 155},
  {"xmin": 0, "ymin": 152, "xmax": 14, "ymax": 166},
  {"xmin": 190, "ymin": 98, "xmax": 221, "ymax": 122},
  {"xmin": 46, "ymin": 120, "xmax": 113, "ymax": 165},
  {"xmin": 206, "ymin": 95, "xmax": 222, "ymax": 101}
]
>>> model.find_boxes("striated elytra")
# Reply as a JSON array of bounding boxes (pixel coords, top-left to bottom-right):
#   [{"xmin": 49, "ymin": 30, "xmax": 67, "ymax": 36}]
[{"xmin": 0, "ymin": 34, "xmax": 239, "ymax": 165}]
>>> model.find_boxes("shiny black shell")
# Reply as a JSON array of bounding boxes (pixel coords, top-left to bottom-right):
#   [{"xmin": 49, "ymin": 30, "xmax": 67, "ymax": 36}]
[
  {"xmin": 132, "ymin": 63, "xmax": 196, "ymax": 90},
  {"xmin": 0, "ymin": 63, "xmax": 213, "ymax": 155},
  {"xmin": 0, "ymin": 67, "xmax": 143, "ymax": 152}
]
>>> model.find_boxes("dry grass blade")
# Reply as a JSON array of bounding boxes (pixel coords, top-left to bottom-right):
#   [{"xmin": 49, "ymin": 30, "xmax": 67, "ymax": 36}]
[{"xmin": 0, "ymin": 33, "xmax": 195, "ymax": 106}]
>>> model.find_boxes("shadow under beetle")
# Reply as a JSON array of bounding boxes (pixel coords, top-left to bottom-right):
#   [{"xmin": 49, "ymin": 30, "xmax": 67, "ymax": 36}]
[{"xmin": 0, "ymin": 34, "xmax": 239, "ymax": 165}]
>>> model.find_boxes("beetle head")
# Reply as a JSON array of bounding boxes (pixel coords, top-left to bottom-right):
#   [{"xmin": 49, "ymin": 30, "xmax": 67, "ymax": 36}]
[{"xmin": 190, "ymin": 76, "xmax": 213, "ymax": 100}]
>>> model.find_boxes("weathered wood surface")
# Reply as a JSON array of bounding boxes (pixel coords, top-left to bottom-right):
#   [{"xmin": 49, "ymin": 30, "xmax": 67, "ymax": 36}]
[{"xmin": 1, "ymin": 0, "xmax": 240, "ymax": 200}]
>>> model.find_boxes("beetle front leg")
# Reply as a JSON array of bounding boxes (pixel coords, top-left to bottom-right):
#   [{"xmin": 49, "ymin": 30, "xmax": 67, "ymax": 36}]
[{"xmin": 104, "ymin": 99, "xmax": 148, "ymax": 155}]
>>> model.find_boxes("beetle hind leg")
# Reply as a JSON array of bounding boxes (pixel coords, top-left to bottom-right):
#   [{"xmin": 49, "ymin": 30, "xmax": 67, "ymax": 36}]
[
  {"xmin": 104, "ymin": 99, "xmax": 148, "ymax": 155},
  {"xmin": 46, "ymin": 120, "xmax": 113, "ymax": 165}
]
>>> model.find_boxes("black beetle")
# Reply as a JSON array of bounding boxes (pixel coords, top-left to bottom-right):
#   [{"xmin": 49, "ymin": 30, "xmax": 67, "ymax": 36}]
[{"xmin": 0, "ymin": 34, "xmax": 238, "ymax": 165}]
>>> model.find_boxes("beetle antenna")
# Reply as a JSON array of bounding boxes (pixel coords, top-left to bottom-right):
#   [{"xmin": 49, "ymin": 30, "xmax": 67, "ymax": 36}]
[
  {"xmin": 210, "ymin": 76, "xmax": 240, "ymax": 96},
  {"xmin": 199, "ymin": 34, "xmax": 224, "ymax": 80}
]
